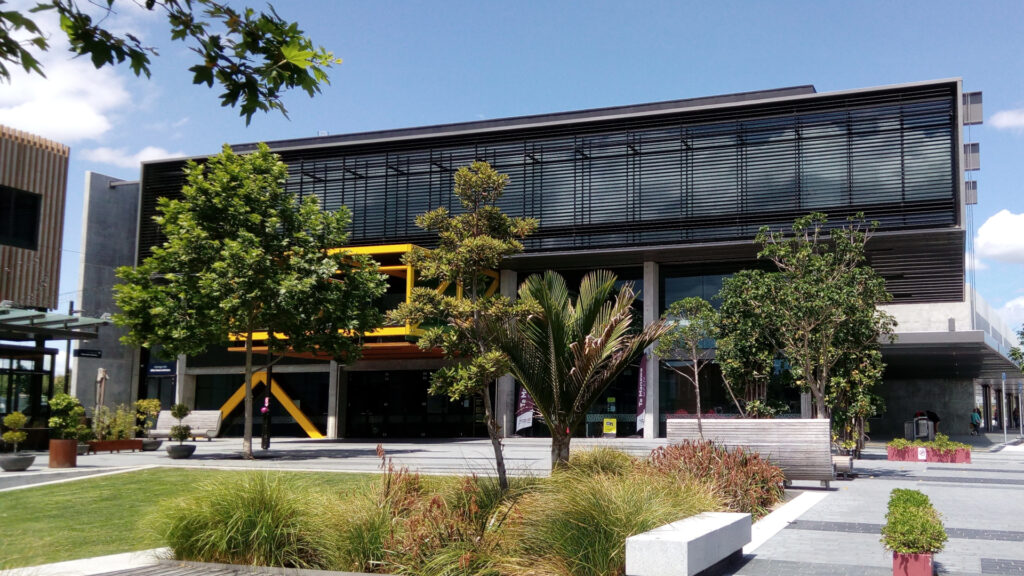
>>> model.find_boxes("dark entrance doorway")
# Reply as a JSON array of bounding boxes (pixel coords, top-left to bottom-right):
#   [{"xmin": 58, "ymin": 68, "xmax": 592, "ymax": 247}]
[{"xmin": 346, "ymin": 370, "xmax": 483, "ymax": 438}]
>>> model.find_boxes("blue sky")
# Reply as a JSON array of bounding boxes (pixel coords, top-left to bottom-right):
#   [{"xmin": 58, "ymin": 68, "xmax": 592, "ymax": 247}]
[{"xmin": 2, "ymin": 0, "xmax": 1023, "ymax": 364}]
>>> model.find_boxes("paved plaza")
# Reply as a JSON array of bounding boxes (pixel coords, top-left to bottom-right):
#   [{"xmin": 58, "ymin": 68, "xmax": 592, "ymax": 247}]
[{"xmin": 2, "ymin": 435, "xmax": 1023, "ymax": 576}]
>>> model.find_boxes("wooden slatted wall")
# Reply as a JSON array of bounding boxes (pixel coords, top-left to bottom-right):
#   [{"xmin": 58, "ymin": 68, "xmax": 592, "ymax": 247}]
[{"xmin": 0, "ymin": 125, "xmax": 70, "ymax": 310}]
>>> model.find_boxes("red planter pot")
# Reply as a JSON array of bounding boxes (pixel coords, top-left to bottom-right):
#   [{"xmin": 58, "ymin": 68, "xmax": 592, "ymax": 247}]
[
  {"xmin": 48, "ymin": 438, "xmax": 78, "ymax": 468},
  {"xmin": 887, "ymin": 446, "xmax": 971, "ymax": 464},
  {"xmin": 893, "ymin": 552, "xmax": 932, "ymax": 576},
  {"xmin": 87, "ymin": 439, "xmax": 144, "ymax": 454}
]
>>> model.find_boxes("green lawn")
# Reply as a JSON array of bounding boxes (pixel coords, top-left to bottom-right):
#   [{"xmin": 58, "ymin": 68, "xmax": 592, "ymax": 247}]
[{"xmin": 0, "ymin": 467, "xmax": 376, "ymax": 569}]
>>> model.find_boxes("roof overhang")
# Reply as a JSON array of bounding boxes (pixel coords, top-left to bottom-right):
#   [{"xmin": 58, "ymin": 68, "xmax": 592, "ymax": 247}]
[
  {"xmin": 0, "ymin": 304, "xmax": 111, "ymax": 342},
  {"xmin": 882, "ymin": 330, "xmax": 1020, "ymax": 380}
]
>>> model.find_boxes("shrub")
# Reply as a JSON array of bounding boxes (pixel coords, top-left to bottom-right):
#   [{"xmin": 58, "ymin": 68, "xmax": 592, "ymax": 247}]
[
  {"xmin": 648, "ymin": 440, "xmax": 785, "ymax": 519},
  {"xmin": 92, "ymin": 405, "xmax": 137, "ymax": 440},
  {"xmin": 2, "ymin": 412, "xmax": 28, "ymax": 452},
  {"xmin": 506, "ymin": 468, "xmax": 720, "ymax": 576},
  {"xmin": 886, "ymin": 434, "xmax": 970, "ymax": 454},
  {"xmin": 47, "ymin": 393, "xmax": 88, "ymax": 440},
  {"xmin": 169, "ymin": 403, "xmax": 191, "ymax": 444},
  {"xmin": 880, "ymin": 489, "xmax": 947, "ymax": 554},
  {"xmin": 568, "ymin": 447, "xmax": 635, "ymax": 476},
  {"xmin": 135, "ymin": 398, "xmax": 162, "ymax": 435},
  {"xmin": 157, "ymin": 472, "xmax": 341, "ymax": 569}
]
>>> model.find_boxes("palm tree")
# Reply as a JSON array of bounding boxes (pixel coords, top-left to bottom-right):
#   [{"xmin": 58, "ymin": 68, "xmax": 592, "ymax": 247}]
[{"xmin": 492, "ymin": 270, "xmax": 670, "ymax": 468}]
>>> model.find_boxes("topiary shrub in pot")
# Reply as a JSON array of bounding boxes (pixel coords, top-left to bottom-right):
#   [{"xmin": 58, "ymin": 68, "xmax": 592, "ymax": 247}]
[
  {"xmin": 136, "ymin": 398, "xmax": 163, "ymax": 451},
  {"xmin": 1, "ymin": 412, "xmax": 35, "ymax": 471},
  {"xmin": 47, "ymin": 393, "xmax": 89, "ymax": 468},
  {"xmin": 166, "ymin": 403, "xmax": 196, "ymax": 459},
  {"xmin": 880, "ymin": 488, "xmax": 947, "ymax": 576}
]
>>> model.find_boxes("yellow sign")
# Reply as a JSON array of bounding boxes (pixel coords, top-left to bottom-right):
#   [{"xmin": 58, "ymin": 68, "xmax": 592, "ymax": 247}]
[{"xmin": 603, "ymin": 418, "xmax": 617, "ymax": 435}]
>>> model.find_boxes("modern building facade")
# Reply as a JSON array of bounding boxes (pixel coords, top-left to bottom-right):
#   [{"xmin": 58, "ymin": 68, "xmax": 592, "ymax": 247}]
[
  {"xmin": 1, "ymin": 127, "xmax": 111, "ymax": 429},
  {"xmin": 90, "ymin": 78, "xmax": 1020, "ymax": 439}
]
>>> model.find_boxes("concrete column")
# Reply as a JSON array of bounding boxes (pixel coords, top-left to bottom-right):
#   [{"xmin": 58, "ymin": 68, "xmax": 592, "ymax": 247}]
[
  {"xmin": 337, "ymin": 369, "xmax": 349, "ymax": 438},
  {"xmin": 175, "ymin": 354, "xmax": 196, "ymax": 408},
  {"xmin": 327, "ymin": 360, "xmax": 339, "ymax": 438},
  {"xmin": 643, "ymin": 261, "xmax": 660, "ymax": 439},
  {"xmin": 496, "ymin": 269, "xmax": 518, "ymax": 437},
  {"xmin": 800, "ymin": 393, "xmax": 813, "ymax": 419}
]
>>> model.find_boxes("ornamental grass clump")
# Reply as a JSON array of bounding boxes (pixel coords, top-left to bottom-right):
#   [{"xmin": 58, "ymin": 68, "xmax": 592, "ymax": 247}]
[
  {"xmin": 648, "ymin": 440, "xmax": 785, "ymax": 519},
  {"xmin": 506, "ymin": 467, "xmax": 720, "ymax": 576},
  {"xmin": 156, "ymin": 472, "xmax": 341, "ymax": 569},
  {"xmin": 567, "ymin": 447, "xmax": 636, "ymax": 476},
  {"xmin": 880, "ymin": 488, "xmax": 947, "ymax": 554}
]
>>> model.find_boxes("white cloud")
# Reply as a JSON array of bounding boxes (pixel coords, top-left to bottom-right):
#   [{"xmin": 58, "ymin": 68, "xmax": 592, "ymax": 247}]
[
  {"xmin": 991, "ymin": 109, "xmax": 1024, "ymax": 131},
  {"xmin": 0, "ymin": 4, "xmax": 135, "ymax": 143},
  {"xmin": 975, "ymin": 210, "xmax": 1024, "ymax": 263},
  {"xmin": 997, "ymin": 296, "xmax": 1024, "ymax": 336},
  {"xmin": 81, "ymin": 146, "xmax": 184, "ymax": 169}
]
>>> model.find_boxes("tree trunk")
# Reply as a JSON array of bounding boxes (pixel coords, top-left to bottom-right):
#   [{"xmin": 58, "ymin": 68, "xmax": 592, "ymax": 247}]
[
  {"xmin": 551, "ymin": 428, "xmax": 571, "ymax": 469},
  {"xmin": 481, "ymin": 386, "xmax": 509, "ymax": 492},
  {"xmin": 693, "ymin": 361, "xmax": 703, "ymax": 439},
  {"xmin": 242, "ymin": 332, "xmax": 254, "ymax": 459}
]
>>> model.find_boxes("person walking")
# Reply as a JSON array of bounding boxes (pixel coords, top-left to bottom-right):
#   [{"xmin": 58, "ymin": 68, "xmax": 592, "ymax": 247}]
[{"xmin": 970, "ymin": 408, "xmax": 982, "ymax": 436}]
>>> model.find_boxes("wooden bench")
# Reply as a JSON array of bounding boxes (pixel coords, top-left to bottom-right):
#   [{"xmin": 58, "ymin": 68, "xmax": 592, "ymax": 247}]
[
  {"xmin": 666, "ymin": 418, "xmax": 835, "ymax": 488},
  {"xmin": 625, "ymin": 512, "xmax": 751, "ymax": 576},
  {"xmin": 148, "ymin": 410, "xmax": 223, "ymax": 441}
]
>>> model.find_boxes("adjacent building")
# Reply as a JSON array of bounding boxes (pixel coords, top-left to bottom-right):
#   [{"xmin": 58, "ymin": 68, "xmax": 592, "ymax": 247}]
[{"xmin": 85, "ymin": 78, "xmax": 1021, "ymax": 439}]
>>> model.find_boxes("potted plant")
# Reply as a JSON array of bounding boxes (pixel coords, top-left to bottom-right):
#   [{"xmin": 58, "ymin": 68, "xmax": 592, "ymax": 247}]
[
  {"xmin": 1, "ymin": 412, "xmax": 35, "ymax": 471},
  {"xmin": 880, "ymin": 489, "xmax": 947, "ymax": 576},
  {"xmin": 89, "ymin": 405, "xmax": 144, "ymax": 453},
  {"xmin": 165, "ymin": 403, "xmax": 196, "ymax": 459},
  {"xmin": 47, "ymin": 393, "xmax": 89, "ymax": 468},
  {"xmin": 136, "ymin": 398, "xmax": 163, "ymax": 451}
]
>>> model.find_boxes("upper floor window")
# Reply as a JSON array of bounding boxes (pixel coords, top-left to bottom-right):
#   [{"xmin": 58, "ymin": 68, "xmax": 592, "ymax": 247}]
[{"xmin": 0, "ymin": 185, "xmax": 41, "ymax": 250}]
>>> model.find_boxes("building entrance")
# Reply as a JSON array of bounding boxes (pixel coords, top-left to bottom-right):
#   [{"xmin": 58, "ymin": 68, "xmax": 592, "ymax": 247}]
[{"xmin": 346, "ymin": 370, "xmax": 484, "ymax": 438}]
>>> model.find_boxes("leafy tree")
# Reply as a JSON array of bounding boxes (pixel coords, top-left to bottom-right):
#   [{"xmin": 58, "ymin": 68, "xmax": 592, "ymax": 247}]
[
  {"xmin": 0, "ymin": 0, "xmax": 340, "ymax": 123},
  {"xmin": 388, "ymin": 161, "xmax": 537, "ymax": 491},
  {"xmin": 492, "ymin": 270, "xmax": 669, "ymax": 468},
  {"xmin": 654, "ymin": 297, "xmax": 726, "ymax": 438},
  {"xmin": 716, "ymin": 270, "xmax": 778, "ymax": 407},
  {"xmin": 717, "ymin": 213, "xmax": 895, "ymax": 438},
  {"xmin": 114, "ymin": 143, "xmax": 385, "ymax": 458}
]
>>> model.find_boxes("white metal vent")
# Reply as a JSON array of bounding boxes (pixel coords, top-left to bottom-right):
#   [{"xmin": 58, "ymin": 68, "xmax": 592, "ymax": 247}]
[
  {"xmin": 964, "ymin": 142, "xmax": 980, "ymax": 171},
  {"xmin": 965, "ymin": 180, "xmax": 978, "ymax": 205},
  {"xmin": 962, "ymin": 92, "xmax": 983, "ymax": 125}
]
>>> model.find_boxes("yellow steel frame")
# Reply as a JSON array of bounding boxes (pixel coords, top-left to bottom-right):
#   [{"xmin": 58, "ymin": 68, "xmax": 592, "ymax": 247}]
[
  {"xmin": 228, "ymin": 243, "xmax": 500, "ymax": 343},
  {"xmin": 219, "ymin": 372, "xmax": 324, "ymax": 439}
]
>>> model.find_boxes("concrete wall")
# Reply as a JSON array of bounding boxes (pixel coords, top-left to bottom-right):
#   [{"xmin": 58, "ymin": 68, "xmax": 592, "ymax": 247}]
[
  {"xmin": 71, "ymin": 173, "xmax": 140, "ymax": 412},
  {"xmin": 880, "ymin": 285, "xmax": 1018, "ymax": 352},
  {"xmin": 874, "ymin": 377, "xmax": 975, "ymax": 438}
]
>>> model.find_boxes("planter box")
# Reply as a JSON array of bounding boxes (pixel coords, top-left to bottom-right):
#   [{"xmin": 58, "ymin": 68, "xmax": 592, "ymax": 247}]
[
  {"xmin": 87, "ymin": 439, "xmax": 144, "ymax": 454},
  {"xmin": 893, "ymin": 552, "xmax": 932, "ymax": 576},
  {"xmin": 48, "ymin": 438, "xmax": 78, "ymax": 468},
  {"xmin": 887, "ymin": 446, "xmax": 971, "ymax": 464}
]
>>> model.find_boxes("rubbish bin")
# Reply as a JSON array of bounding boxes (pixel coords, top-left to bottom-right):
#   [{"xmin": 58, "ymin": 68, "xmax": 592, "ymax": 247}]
[{"xmin": 914, "ymin": 417, "xmax": 934, "ymax": 441}]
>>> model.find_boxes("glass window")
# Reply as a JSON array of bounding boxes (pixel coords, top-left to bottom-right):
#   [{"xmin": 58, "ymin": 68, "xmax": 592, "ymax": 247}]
[{"xmin": 0, "ymin": 185, "xmax": 42, "ymax": 250}]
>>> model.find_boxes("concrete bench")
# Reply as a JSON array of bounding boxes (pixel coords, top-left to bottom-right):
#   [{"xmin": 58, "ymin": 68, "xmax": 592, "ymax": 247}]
[
  {"xmin": 626, "ymin": 512, "xmax": 751, "ymax": 576},
  {"xmin": 666, "ymin": 418, "xmax": 835, "ymax": 488},
  {"xmin": 148, "ymin": 410, "xmax": 223, "ymax": 441}
]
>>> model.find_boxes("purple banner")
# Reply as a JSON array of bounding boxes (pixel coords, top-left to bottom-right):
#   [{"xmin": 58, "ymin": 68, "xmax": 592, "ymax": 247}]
[
  {"xmin": 515, "ymin": 386, "xmax": 535, "ymax": 432},
  {"xmin": 636, "ymin": 355, "xmax": 647, "ymax": 433}
]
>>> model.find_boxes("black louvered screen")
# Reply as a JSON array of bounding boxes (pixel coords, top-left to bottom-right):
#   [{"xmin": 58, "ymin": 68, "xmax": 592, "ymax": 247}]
[{"xmin": 139, "ymin": 82, "xmax": 960, "ymax": 303}]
